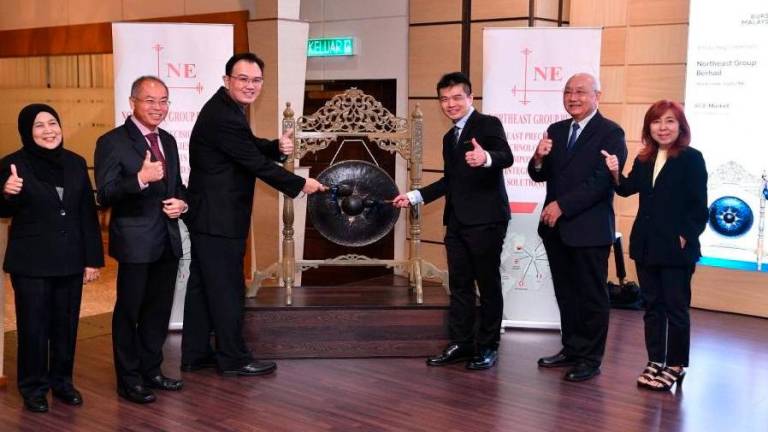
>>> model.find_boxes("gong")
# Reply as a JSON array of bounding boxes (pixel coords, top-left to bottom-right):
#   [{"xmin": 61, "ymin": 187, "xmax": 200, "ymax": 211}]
[{"xmin": 308, "ymin": 160, "xmax": 400, "ymax": 247}]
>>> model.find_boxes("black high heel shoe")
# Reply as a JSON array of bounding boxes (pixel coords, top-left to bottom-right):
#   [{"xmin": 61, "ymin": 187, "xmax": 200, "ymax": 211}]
[
  {"xmin": 646, "ymin": 366, "xmax": 685, "ymax": 391},
  {"xmin": 637, "ymin": 361, "xmax": 663, "ymax": 388}
]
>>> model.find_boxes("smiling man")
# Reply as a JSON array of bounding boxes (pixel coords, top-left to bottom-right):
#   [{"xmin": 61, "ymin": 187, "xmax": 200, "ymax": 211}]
[
  {"xmin": 393, "ymin": 71, "xmax": 513, "ymax": 370},
  {"xmin": 95, "ymin": 76, "xmax": 187, "ymax": 404},
  {"xmin": 527, "ymin": 73, "xmax": 627, "ymax": 382},
  {"xmin": 181, "ymin": 53, "xmax": 325, "ymax": 378}
]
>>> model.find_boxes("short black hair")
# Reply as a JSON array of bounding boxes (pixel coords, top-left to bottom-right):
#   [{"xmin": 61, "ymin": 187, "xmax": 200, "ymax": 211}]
[
  {"xmin": 225, "ymin": 53, "xmax": 265, "ymax": 76},
  {"xmin": 130, "ymin": 76, "xmax": 168, "ymax": 98},
  {"xmin": 436, "ymin": 72, "xmax": 472, "ymax": 96}
]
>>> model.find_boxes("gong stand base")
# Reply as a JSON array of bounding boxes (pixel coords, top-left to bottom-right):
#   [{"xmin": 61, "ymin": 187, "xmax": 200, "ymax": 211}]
[{"xmin": 242, "ymin": 275, "xmax": 450, "ymax": 359}]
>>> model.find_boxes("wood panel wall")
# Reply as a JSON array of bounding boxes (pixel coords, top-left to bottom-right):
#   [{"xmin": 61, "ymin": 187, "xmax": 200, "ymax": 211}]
[
  {"xmin": 408, "ymin": 0, "xmax": 570, "ymax": 273},
  {"xmin": 570, "ymin": 0, "xmax": 768, "ymax": 318}
]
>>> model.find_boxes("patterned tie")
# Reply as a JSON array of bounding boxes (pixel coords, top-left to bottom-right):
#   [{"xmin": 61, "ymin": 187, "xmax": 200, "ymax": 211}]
[
  {"xmin": 145, "ymin": 132, "xmax": 166, "ymax": 176},
  {"xmin": 566, "ymin": 123, "xmax": 580, "ymax": 152},
  {"xmin": 453, "ymin": 125, "xmax": 461, "ymax": 147}
]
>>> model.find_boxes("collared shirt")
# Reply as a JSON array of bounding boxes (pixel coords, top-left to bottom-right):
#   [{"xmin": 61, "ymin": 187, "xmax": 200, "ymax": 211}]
[
  {"xmin": 534, "ymin": 108, "xmax": 599, "ymax": 172},
  {"xmin": 406, "ymin": 107, "xmax": 492, "ymax": 205}
]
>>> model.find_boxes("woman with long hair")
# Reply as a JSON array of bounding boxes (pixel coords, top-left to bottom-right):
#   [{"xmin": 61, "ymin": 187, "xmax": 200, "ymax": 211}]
[{"xmin": 602, "ymin": 100, "xmax": 708, "ymax": 391}]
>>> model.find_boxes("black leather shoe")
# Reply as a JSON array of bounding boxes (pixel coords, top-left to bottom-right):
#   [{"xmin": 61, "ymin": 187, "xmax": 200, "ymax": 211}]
[
  {"xmin": 52, "ymin": 387, "xmax": 83, "ymax": 406},
  {"xmin": 23, "ymin": 396, "xmax": 48, "ymax": 413},
  {"xmin": 117, "ymin": 384, "xmax": 156, "ymax": 404},
  {"xmin": 144, "ymin": 375, "xmax": 183, "ymax": 391},
  {"xmin": 426, "ymin": 343, "xmax": 474, "ymax": 366},
  {"xmin": 180, "ymin": 355, "xmax": 217, "ymax": 372},
  {"xmin": 218, "ymin": 360, "xmax": 277, "ymax": 377},
  {"xmin": 537, "ymin": 352, "xmax": 578, "ymax": 368},
  {"xmin": 466, "ymin": 348, "xmax": 498, "ymax": 370},
  {"xmin": 564, "ymin": 363, "xmax": 601, "ymax": 382}
]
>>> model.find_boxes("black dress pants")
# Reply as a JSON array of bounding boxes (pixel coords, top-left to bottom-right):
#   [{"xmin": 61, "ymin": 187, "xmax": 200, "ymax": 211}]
[
  {"xmin": 181, "ymin": 232, "xmax": 252, "ymax": 371},
  {"xmin": 11, "ymin": 273, "xmax": 83, "ymax": 399},
  {"xmin": 543, "ymin": 233, "xmax": 611, "ymax": 366},
  {"xmin": 444, "ymin": 215, "xmax": 507, "ymax": 350},
  {"xmin": 112, "ymin": 244, "xmax": 178, "ymax": 388},
  {"xmin": 636, "ymin": 263, "xmax": 694, "ymax": 367}
]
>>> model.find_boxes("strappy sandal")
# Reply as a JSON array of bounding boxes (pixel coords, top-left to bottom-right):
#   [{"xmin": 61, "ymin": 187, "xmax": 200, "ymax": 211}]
[
  {"xmin": 646, "ymin": 366, "xmax": 685, "ymax": 391},
  {"xmin": 637, "ymin": 361, "xmax": 663, "ymax": 388}
]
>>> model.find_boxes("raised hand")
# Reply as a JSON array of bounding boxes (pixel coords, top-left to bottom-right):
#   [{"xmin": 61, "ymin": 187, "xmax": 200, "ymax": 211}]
[
  {"xmin": 534, "ymin": 132, "xmax": 553, "ymax": 163},
  {"xmin": 392, "ymin": 194, "xmax": 411, "ymax": 208},
  {"xmin": 601, "ymin": 149, "xmax": 620, "ymax": 184},
  {"xmin": 279, "ymin": 128, "xmax": 294, "ymax": 156},
  {"xmin": 138, "ymin": 151, "xmax": 164, "ymax": 184},
  {"xmin": 302, "ymin": 178, "xmax": 327, "ymax": 195},
  {"xmin": 3, "ymin": 163, "xmax": 23, "ymax": 196},
  {"xmin": 464, "ymin": 138, "xmax": 488, "ymax": 168}
]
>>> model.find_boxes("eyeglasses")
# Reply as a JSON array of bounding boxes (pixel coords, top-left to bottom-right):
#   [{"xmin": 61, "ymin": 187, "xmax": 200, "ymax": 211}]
[
  {"xmin": 229, "ymin": 75, "xmax": 264, "ymax": 86},
  {"xmin": 132, "ymin": 98, "xmax": 171, "ymax": 107}
]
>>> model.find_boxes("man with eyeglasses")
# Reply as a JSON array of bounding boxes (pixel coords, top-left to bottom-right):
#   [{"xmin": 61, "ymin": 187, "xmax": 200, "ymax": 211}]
[
  {"xmin": 528, "ymin": 73, "xmax": 627, "ymax": 382},
  {"xmin": 181, "ymin": 52, "xmax": 325, "ymax": 378},
  {"xmin": 95, "ymin": 75, "xmax": 187, "ymax": 404}
]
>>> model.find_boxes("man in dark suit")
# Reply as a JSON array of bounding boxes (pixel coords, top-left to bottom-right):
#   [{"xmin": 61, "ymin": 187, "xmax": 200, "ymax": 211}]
[
  {"xmin": 95, "ymin": 76, "xmax": 187, "ymax": 403},
  {"xmin": 393, "ymin": 72, "xmax": 513, "ymax": 370},
  {"xmin": 528, "ymin": 73, "xmax": 627, "ymax": 382},
  {"xmin": 181, "ymin": 53, "xmax": 324, "ymax": 377}
]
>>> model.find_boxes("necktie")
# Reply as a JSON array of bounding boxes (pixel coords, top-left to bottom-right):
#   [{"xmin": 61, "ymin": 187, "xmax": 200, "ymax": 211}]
[
  {"xmin": 453, "ymin": 125, "xmax": 461, "ymax": 147},
  {"xmin": 145, "ymin": 133, "xmax": 166, "ymax": 176},
  {"xmin": 566, "ymin": 123, "xmax": 580, "ymax": 152}
]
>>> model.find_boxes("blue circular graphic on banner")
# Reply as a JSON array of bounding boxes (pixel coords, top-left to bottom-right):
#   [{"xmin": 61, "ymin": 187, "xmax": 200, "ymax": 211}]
[{"xmin": 708, "ymin": 196, "xmax": 753, "ymax": 237}]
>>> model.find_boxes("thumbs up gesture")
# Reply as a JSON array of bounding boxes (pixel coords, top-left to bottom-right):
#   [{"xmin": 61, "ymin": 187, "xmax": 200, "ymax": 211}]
[
  {"xmin": 3, "ymin": 163, "xmax": 24, "ymax": 196},
  {"xmin": 464, "ymin": 138, "xmax": 487, "ymax": 168},
  {"xmin": 279, "ymin": 128, "xmax": 294, "ymax": 156},
  {"xmin": 138, "ymin": 150, "xmax": 164, "ymax": 184},
  {"xmin": 533, "ymin": 132, "xmax": 553, "ymax": 163},
  {"xmin": 600, "ymin": 150, "xmax": 619, "ymax": 175}
]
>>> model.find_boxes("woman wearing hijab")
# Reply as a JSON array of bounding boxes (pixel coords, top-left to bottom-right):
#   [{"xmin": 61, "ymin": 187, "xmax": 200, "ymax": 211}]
[
  {"xmin": 0, "ymin": 104, "xmax": 104, "ymax": 413},
  {"xmin": 602, "ymin": 100, "xmax": 708, "ymax": 391}
]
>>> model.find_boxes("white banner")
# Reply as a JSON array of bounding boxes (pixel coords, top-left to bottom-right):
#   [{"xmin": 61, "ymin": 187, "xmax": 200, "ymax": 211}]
[
  {"xmin": 685, "ymin": 0, "xmax": 768, "ymax": 273},
  {"xmin": 112, "ymin": 22, "xmax": 233, "ymax": 328},
  {"xmin": 482, "ymin": 27, "xmax": 602, "ymax": 328}
]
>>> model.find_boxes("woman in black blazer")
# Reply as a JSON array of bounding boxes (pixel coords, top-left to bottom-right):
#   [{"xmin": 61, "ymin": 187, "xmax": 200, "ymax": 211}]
[
  {"xmin": 603, "ymin": 100, "xmax": 708, "ymax": 391},
  {"xmin": 0, "ymin": 104, "xmax": 104, "ymax": 412}
]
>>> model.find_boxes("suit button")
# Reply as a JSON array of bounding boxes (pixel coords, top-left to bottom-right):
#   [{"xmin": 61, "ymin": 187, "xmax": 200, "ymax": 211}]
[{"xmin": 60, "ymin": 209, "xmax": 66, "ymax": 216}]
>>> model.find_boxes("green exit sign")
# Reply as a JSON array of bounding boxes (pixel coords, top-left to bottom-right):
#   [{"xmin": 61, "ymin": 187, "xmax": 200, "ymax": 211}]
[{"xmin": 307, "ymin": 37, "xmax": 355, "ymax": 57}]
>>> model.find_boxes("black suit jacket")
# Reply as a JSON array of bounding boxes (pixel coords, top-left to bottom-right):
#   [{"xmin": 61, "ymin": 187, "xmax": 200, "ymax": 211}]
[
  {"xmin": 419, "ymin": 110, "xmax": 514, "ymax": 226},
  {"xmin": 186, "ymin": 86, "xmax": 305, "ymax": 239},
  {"xmin": 615, "ymin": 147, "xmax": 708, "ymax": 266},
  {"xmin": 94, "ymin": 117, "xmax": 186, "ymax": 263},
  {"xmin": 0, "ymin": 150, "xmax": 104, "ymax": 276},
  {"xmin": 528, "ymin": 111, "xmax": 627, "ymax": 247}
]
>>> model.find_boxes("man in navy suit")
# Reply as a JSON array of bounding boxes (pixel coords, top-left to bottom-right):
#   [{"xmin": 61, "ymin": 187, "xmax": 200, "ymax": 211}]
[
  {"xmin": 95, "ymin": 76, "xmax": 186, "ymax": 403},
  {"xmin": 528, "ymin": 73, "xmax": 627, "ymax": 382},
  {"xmin": 393, "ymin": 72, "xmax": 513, "ymax": 370}
]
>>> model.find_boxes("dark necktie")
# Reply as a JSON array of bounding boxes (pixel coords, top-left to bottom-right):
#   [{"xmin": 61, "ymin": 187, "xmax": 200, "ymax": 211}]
[
  {"xmin": 453, "ymin": 125, "xmax": 461, "ymax": 147},
  {"xmin": 145, "ymin": 132, "xmax": 166, "ymax": 176},
  {"xmin": 566, "ymin": 123, "xmax": 580, "ymax": 152}
]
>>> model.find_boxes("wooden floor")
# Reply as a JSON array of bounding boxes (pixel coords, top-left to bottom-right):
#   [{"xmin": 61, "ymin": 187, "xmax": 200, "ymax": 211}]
[{"xmin": 1, "ymin": 308, "xmax": 767, "ymax": 432}]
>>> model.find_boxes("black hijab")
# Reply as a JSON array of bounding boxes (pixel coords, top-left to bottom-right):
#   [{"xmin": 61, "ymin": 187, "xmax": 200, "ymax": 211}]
[{"xmin": 18, "ymin": 103, "xmax": 65, "ymax": 187}]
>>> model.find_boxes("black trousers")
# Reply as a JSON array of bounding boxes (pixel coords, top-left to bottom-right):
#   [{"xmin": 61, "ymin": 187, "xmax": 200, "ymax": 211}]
[
  {"xmin": 112, "ymin": 244, "xmax": 178, "ymax": 388},
  {"xmin": 636, "ymin": 263, "xmax": 694, "ymax": 367},
  {"xmin": 11, "ymin": 273, "xmax": 83, "ymax": 399},
  {"xmin": 181, "ymin": 232, "xmax": 251, "ymax": 371},
  {"xmin": 444, "ymin": 216, "xmax": 507, "ymax": 350},
  {"xmin": 543, "ymin": 234, "xmax": 611, "ymax": 366}
]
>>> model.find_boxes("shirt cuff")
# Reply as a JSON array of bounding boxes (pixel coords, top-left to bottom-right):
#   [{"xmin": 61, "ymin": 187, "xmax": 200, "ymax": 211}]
[
  {"xmin": 406, "ymin": 190, "xmax": 424, "ymax": 205},
  {"xmin": 483, "ymin": 151, "xmax": 492, "ymax": 168},
  {"xmin": 137, "ymin": 174, "xmax": 149, "ymax": 190}
]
